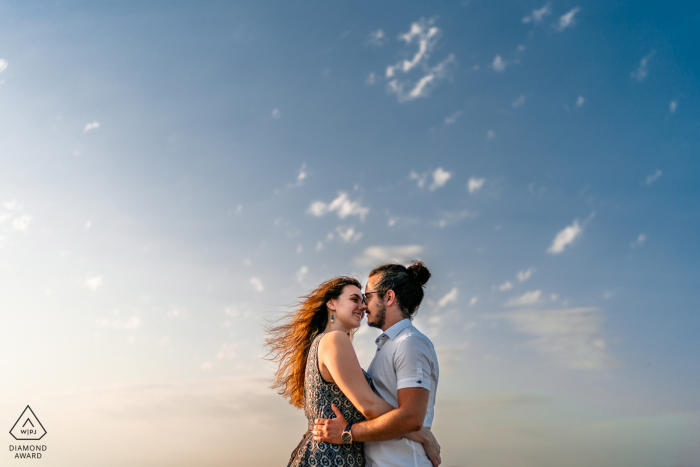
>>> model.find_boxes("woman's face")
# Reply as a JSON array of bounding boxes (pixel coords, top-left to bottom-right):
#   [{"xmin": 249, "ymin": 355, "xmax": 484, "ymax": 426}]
[{"xmin": 328, "ymin": 285, "xmax": 366, "ymax": 330}]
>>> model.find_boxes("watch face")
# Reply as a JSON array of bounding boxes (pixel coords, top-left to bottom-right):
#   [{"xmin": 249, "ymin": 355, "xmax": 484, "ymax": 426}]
[{"xmin": 341, "ymin": 432, "xmax": 352, "ymax": 444}]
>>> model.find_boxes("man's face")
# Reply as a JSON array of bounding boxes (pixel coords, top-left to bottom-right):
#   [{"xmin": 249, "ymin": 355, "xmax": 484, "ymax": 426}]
[{"xmin": 364, "ymin": 275, "xmax": 386, "ymax": 329}]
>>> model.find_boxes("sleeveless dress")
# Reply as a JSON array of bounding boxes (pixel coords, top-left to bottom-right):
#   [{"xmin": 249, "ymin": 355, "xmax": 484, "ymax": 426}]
[{"xmin": 288, "ymin": 332, "xmax": 372, "ymax": 467}]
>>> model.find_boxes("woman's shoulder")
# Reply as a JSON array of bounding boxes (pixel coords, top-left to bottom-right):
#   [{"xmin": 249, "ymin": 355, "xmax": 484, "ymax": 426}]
[{"xmin": 319, "ymin": 330, "xmax": 352, "ymax": 346}]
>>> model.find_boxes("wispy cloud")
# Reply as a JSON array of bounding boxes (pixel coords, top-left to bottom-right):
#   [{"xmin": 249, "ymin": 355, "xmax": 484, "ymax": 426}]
[
  {"xmin": 576, "ymin": 95, "xmax": 585, "ymax": 108},
  {"xmin": 630, "ymin": 233, "xmax": 646, "ymax": 249},
  {"xmin": 366, "ymin": 29, "xmax": 385, "ymax": 47},
  {"xmin": 547, "ymin": 214, "xmax": 594, "ymax": 254},
  {"xmin": 85, "ymin": 275, "xmax": 104, "ymax": 290},
  {"xmin": 644, "ymin": 169, "xmax": 662, "ymax": 186},
  {"xmin": 437, "ymin": 287, "xmax": 458, "ymax": 308},
  {"xmin": 353, "ymin": 245, "xmax": 424, "ymax": 268},
  {"xmin": 430, "ymin": 167, "xmax": 451, "ymax": 190},
  {"xmin": 336, "ymin": 225, "xmax": 363, "ymax": 243},
  {"xmin": 365, "ymin": 72, "xmax": 377, "ymax": 85},
  {"xmin": 271, "ymin": 108, "xmax": 281, "ymax": 119},
  {"xmin": 492, "ymin": 307, "xmax": 614, "ymax": 369},
  {"xmin": 0, "ymin": 59, "xmax": 8, "ymax": 74},
  {"xmin": 499, "ymin": 281, "xmax": 513, "ymax": 292},
  {"xmin": 631, "ymin": 51, "xmax": 654, "ymax": 82},
  {"xmin": 97, "ymin": 315, "xmax": 141, "ymax": 330},
  {"xmin": 523, "ymin": 3, "xmax": 552, "ymax": 24},
  {"xmin": 250, "ymin": 277, "xmax": 264, "ymax": 292},
  {"xmin": 504, "ymin": 290, "xmax": 542, "ymax": 307},
  {"xmin": 307, "ymin": 192, "xmax": 369, "ymax": 221},
  {"xmin": 409, "ymin": 167, "xmax": 452, "ymax": 190},
  {"xmin": 444, "ymin": 111, "xmax": 461, "ymax": 125},
  {"xmin": 517, "ymin": 268, "xmax": 535, "ymax": 282},
  {"xmin": 492, "ymin": 55, "xmax": 506, "ymax": 72},
  {"xmin": 467, "ymin": 177, "xmax": 485, "ymax": 194},
  {"xmin": 556, "ymin": 7, "xmax": 581, "ymax": 31},
  {"xmin": 84, "ymin": 121, "xmax": 100, "ymax": 132},
  {"xmin": 512, "ymin": 95, "xmax": 526, "ymax": 108},
  {"xmin": 487, "ymin": 129, "xmax": 496, "ymax": 140},
  {"xmin": 669, "ymin": 101, "xmax": 677, "ymax": 113},
  {"xmin": 435, "ymin": 210, "xmax": 477, "ymax": 228},
  {"xmin": 12, "ymin": 215, "xmax": 32, "ymax": 231},
  {"xmin": 384, "ymin": 18, "xmax": 455, "ymax": 102},
  {"xmin": 295, "ymin": 266, "xmax": 309, "ymax": 283}
]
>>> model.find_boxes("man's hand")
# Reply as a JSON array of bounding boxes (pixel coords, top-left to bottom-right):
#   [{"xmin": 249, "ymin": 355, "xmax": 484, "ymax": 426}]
[
  {"xmin": 418, "ymin": 426, "xmax": 441, "ymax": 467},
  {"xmin": 313, "ymin": 404, "xmax": 347, "ymax": 445}
]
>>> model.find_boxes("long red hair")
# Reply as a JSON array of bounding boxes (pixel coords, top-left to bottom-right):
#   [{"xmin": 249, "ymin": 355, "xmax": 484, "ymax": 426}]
[{"xmin": 265, "ymin": 277, "xmax": 361, "ymax": 408}]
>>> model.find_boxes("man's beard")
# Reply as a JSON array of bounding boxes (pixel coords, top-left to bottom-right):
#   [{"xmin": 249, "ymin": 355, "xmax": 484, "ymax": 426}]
[{"xmin": 367, "ymin": 301, "xmax": 386, "ymax": 329}]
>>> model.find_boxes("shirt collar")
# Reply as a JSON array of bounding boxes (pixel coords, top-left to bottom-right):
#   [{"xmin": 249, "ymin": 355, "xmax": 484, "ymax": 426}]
[{"xmin": 376, "ymin": 318, "xmax": 412, "ymax": 344}]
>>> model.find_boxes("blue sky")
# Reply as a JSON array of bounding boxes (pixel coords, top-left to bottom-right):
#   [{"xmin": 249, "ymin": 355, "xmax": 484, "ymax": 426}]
[{"xmin": 0, "ymin": 1, "xmax": 698, "ymax": 465}]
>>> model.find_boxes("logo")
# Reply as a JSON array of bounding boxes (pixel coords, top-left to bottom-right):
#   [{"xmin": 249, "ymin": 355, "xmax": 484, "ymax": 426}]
[{"xmin": 9, "ymin": 406, "xmax": 46, "ymax": 441}]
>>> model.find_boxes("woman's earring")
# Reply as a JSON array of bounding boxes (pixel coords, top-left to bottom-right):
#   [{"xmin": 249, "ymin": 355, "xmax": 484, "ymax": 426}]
[{"xmin": 330, "ymin": 314, "xmax": 335, "ymax": 322}]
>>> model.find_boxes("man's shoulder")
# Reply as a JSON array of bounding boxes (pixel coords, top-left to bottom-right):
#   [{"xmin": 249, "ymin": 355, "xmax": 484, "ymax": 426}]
[{"xmin": 395, "ymin": 324, "xmax": 435, "ymax": 351}]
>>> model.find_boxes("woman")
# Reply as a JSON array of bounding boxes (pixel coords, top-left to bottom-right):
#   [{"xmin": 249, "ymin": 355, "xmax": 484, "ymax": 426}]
[{"xmin": 266, "ymin": 277, "xmax": 440, "ymax": 467}]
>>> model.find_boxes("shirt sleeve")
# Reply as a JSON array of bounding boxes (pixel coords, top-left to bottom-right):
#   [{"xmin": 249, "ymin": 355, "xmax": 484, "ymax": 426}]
[{"xmin": 394, "ymin": 335, "xmax": 434, "ymax": 391}]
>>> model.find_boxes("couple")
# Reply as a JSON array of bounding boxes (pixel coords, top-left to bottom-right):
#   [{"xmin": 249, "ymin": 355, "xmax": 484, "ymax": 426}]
[{"xmin": 266, "ymin": 261, "xmax": 441, "ymax": 467}]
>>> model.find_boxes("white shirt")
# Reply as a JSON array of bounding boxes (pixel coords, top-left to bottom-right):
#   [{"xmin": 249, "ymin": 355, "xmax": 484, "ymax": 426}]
[{"xmin": 364, "ymin": 319, "xmax": 439, "ymax": 467}]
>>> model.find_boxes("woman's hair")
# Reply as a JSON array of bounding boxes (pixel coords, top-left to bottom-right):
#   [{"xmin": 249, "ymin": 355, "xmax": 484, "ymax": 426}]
[
  {"xmin": 264, "ymin": 276, "xmax": 361, "ymax": 408},
  {"xmin": 369, "ymin": 261, "xmax": 431, "ymax": 320}
]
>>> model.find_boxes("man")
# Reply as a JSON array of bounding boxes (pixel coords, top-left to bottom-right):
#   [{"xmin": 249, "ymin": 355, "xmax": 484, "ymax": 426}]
[{"xmin": 313, "ymin": 261, "xmax": 440, "ymax": 467}]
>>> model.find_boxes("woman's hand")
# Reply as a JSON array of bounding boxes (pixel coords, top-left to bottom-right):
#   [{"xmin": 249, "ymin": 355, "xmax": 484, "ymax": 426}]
[{"xmin": 405, "ymin": 426, "xmax": 441, "ymax": 466}]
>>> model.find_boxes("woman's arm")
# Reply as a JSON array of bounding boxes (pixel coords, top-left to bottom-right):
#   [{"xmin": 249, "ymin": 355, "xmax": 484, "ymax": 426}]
[{"xmin": 318, "ymin": 331, "xmax": 394, "ymax": 419}]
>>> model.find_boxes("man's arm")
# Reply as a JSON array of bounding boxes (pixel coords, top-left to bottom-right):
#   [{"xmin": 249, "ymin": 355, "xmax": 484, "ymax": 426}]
[{"xmin": 313, "ymin": 387, "xmax": 428, "ymax": 443}]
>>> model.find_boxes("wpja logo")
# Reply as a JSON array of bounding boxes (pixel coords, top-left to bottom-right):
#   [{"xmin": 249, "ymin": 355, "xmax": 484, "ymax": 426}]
[{"xmin": 9, "ymin": 406, "xmax": 47, "ymax": 460}]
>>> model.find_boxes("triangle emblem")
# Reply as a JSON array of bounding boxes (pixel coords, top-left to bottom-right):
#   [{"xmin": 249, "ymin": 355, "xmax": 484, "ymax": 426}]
[{"xmin": 10, "ymin": 406, "xmax": 46, "ymax": 441}]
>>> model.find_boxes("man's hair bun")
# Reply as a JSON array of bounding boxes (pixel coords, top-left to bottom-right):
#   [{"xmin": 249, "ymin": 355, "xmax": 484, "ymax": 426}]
[{"xmin": 406, "ymin": 261, "xmax": 431, "ymax": 287}]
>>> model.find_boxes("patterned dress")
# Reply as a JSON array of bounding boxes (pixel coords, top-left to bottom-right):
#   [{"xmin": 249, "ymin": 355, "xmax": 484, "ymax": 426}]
[{"xmin": 288, "ymin": 332, "xmax": 371, "ymax": 467}]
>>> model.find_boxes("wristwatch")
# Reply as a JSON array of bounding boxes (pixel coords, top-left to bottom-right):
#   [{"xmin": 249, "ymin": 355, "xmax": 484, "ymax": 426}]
[{"xmin": 341, "ymin": 423, "xmax": 354, "ymax": 444}]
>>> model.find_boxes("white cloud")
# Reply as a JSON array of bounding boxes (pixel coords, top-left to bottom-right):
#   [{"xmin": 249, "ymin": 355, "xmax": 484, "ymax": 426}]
[
  {"xmin": 630, "ymin": 233, "xmax": 646, "ymax": 249},
  {"xmin": 547, "ymin": 218, "xmax": 586, "ymax": 254},
  {"xmin": 499, "ymin": 281, "xmax": 513, "ymax": 292},
  {"xmin": 512, "ymin": 94, "xmax": 526, "ymax": 108},
  {"xmin": 430, "ymin": 167, "xmax": 451, "ymax": 190},
  {"xmin": 576, "ymin": 95, "xmax": 585, "ymax": 108},
  {"xmin": 435, "ymin": 210, "xmax": 477, "ymax": 228},
  {"xmin": 271, "ymin": 108, "xmax": 281, "ymax": 119},
  {"xmin": 383, "ymin": 18, "xmax": 455, "ymax": 102},
  {"xmin": 3, "ymin": 200, "xmax": 22, "ymax": 211},
  {"xmin": 437, "ymin": 287, "xmax": 458, "ymax": 308},
  {"xmin": 492, "ymin": 55, "xmax": 506, "ymax": 72},
  {"xmin": 556, "ymin": 7, "xmax": 581, "ymax": 31},
  {"xmin": 85, "ymin": 275, "xmax": 104, "ymax": 290},
  {"xmin": 631, "ymin": 51, "xmax": 654, "ymax": 82},
  {"xmin": 307, "ymin": 192, "xmax": 369, "ymax": 221},
  {"xmin": 367, "ymin": 29, "xmax": 385, "ymax": 46},
  {"xmin": 517, "ymin": 268, "xmax": 535, "ymax": 282},
  {"xmin": 353, "ymin": 245, "xmax": 423, "ymax": 268},
  {"xmin": 470, "ymin": 296, "xmax": 478, "ymax": 306},
  {"xmin": 336, "ymin": 226, "xmax": 363, "ymax": 243},
  {"xmin": 523, "ymin": 4, "xmax": 552, "ymax": 24},
  {"xmin": 444, "ymin": 111, "xmax": 461, "ymax": 125},
  {"xmin": 487, "ymin": 129, "xmax": 496, "ymax": 140},
  {"xmin": 0, "ymin": 59, "xmax": 7, "ymax": 74},
  {"xmin": 504, "ymin": 290, "xmax": 542, "ymax": 307},
  {"xmin": 84, "ymin": 121, "xmax": 100, "ymax": 132},
  {"xmin": 12, "ymin": 215, "xmax": 32, "ymax": 231},
  {"xmin": 315, "ymin": 241, "xmax": 324, "ymax": 251},
  {"xmin": 365, "ymin": 72, "xmax": 376, "ymax": 86},
  {"xmin": 296, "ymin": 266, "xmax": 309, "ymax": 283},
  {"xmin": 409, "ymin": 171, "xmax": 428, "ymax": 189},
  {"xmin": 250, "ymin": 277, "xmax": 264, "ymax": 292},
  {"xmin": 468, "ymin": 177, "xmax": 485, "ymax": 194},
  {"xmin": 644, "ymin": 169, "xmax": 662, "ymax": 185},
  {"xmin": 493, "ymin": 307, "xmax": 614, "ymax": 369},
  {"xmin": 669, "ymin": 101, "xmax": 677, "ymax": 113},
  {"xmin": 297, "ymin": 164, "xmax": 307, "ymax": 184},
  {"xmin": 85, "ymin": 221, "xmax": 92, "ymax": 230}
]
